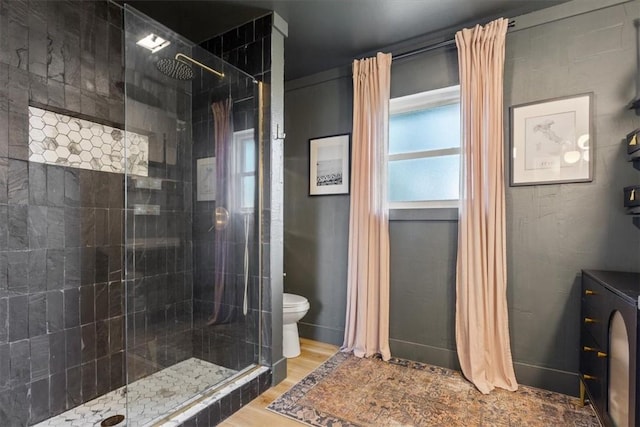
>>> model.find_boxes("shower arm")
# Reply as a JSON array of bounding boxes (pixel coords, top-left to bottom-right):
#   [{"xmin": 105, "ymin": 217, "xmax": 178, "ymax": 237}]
[{"xmin": 176, "ymin": 53, "xmax": 225, "ymax": 78}]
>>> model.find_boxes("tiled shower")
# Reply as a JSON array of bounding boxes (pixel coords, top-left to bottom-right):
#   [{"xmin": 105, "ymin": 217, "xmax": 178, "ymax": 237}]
[{"xmin": 0, "ymin": 1, "xmax": 277, "ymax": 425}]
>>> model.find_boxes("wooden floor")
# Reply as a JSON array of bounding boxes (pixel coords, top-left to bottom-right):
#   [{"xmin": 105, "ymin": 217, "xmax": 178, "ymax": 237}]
[{"xmin": 221, "ymin": 338, "xmax": 338, "ymax": 426}]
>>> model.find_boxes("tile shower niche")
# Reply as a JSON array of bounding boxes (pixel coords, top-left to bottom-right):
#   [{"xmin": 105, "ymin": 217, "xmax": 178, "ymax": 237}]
[{"xmin": 28, "ymin": 105, "xmax": 149, "ymax": 176}]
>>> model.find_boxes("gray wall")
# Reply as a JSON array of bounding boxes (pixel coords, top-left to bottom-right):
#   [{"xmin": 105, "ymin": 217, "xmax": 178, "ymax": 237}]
[
  {"xmin": 504, "ymin": 0, "xmax": 640, "ymax": 392},
  {"xmin": 284, "ymin": 69, "xmax": 353, "ymax": 345},
  {"xmin": 284, "ymin": 0, "xmax": 640, "ymax": 396}
]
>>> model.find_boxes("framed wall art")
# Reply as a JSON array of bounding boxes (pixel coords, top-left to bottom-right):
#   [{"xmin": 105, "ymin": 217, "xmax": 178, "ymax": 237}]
[
  {"xmin": 196, "ymin": 157, "xmax": 216, "ymax": 201},
  {"xmin": 510, "ymin": 93, "xmax": 593, "ymax": 186},
  {"xmin": 309, "ymin": 134, "xmax": 350, "ymax": 195}
]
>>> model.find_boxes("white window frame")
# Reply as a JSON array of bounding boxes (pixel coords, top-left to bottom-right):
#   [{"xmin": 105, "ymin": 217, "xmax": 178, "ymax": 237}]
[
  {"xmin": 388, "ymin": 85, "xmax": 460, "ymax": 210},
  {"xmin": 233, "ymin": 128, "xmax": 256, "ymax": 213}
]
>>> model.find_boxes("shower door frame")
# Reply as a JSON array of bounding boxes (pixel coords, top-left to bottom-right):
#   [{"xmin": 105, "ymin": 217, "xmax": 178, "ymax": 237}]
[{"xmin": 122, "ymin": 5, "xmax": 265, "ymax": 425}]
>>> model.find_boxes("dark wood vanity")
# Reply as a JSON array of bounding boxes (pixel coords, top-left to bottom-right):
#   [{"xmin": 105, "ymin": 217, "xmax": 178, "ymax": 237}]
[{"xmin": 580, "ymin": 270, "xmax": 640, "ymax": 427}]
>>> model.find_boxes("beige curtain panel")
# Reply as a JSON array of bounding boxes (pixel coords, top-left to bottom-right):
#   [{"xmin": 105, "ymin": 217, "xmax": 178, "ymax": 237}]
[
  {"xmin": 342, "ymin": 52, "xmax": 392, "ymax": 361},
  {"xmin": 455, "ymin": 18, "xmax": 518, "ymax": 394}
]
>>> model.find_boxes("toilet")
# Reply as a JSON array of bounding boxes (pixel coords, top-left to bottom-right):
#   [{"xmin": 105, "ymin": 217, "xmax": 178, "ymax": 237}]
[{"xmin": 282, "ymin": 293, "xmax": 310, "ymax": 358}]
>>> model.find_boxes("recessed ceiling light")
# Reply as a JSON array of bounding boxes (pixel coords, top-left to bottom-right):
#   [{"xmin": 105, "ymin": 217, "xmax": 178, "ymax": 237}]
[{"xmin": 136, "ymin": 34, "xmax": 170, "ymax": 53}]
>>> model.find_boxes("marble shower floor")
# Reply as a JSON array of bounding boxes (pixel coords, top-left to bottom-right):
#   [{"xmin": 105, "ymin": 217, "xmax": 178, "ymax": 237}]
[{"xmin": 35, "ymin": 358, "xmax": 237, "ymax": 427}]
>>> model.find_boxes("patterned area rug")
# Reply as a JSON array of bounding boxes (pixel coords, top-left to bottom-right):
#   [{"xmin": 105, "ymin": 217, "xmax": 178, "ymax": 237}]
[{"xmin": 267, "ymin": 352, "xmax": 600, "ymax": 426}]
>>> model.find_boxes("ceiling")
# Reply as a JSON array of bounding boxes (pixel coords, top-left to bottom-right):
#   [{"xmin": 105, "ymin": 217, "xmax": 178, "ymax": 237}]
[{"xmin": 126, "ymin": 0, "xmax": 568, "ymax": 81}]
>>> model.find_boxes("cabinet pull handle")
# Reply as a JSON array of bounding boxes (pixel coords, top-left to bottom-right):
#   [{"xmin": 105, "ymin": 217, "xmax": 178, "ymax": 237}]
[
  {"xmin": 584, "ymin": 317, "xmax": 597, "ymax": 323},
  {"xmin": 583, "ymin": 347, "xmax": 608, "ymax": 358},
  {"xmin": 583, "ymin": 374, "xmax": 597, "ymax": 380},
  {"xmin": 584, "ymin": 289, "xmax": 596, "ymax": 296}
]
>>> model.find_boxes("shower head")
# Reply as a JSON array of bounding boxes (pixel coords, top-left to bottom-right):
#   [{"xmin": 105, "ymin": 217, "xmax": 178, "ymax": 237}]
[
  {"xmin": 156, "ymin": 57, "xmax": 194, "ymax": 80},
  {"xmin": 156, "ymin": 53, "xmax": 224, "ymax": 80}
]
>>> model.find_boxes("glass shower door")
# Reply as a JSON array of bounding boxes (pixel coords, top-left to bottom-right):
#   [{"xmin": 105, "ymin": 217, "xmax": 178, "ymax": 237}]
[{"xmin": 123, "ymin": 5, "xmax": 261, "ymax": 425}]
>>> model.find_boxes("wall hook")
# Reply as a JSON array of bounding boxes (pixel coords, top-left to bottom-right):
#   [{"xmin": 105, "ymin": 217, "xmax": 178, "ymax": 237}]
[{"xmin": 274, "ymin": 123, "xmax": 286, "ymax": 140}]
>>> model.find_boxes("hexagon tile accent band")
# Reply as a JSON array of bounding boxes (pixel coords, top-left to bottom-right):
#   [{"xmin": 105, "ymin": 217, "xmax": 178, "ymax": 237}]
[{"xmin": 28, "ymin": 106, "xmax": 149, "ymax": 176}]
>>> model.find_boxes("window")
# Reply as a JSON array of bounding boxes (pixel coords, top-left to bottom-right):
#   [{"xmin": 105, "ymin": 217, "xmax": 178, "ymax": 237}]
[
  {"xmin": 388, "ymin": 85, "xmax": 460, "ymax": 209},
  {"xmin": 234, "ymin": 128, "xmax": 256, "ymax": 211}
]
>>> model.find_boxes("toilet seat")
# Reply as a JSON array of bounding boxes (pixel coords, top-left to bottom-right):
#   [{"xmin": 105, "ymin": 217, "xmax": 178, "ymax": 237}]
[{"xmin": 283, "ymin": 293, "xmax": 308, "ymax": 308}]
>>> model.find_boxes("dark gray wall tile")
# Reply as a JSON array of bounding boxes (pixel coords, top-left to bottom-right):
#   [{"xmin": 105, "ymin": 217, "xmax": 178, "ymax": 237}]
[
  {"xmin": 47, "ymin": 9, "xmax": 65, "ymax": 85},
  {"xmin": 95, "ymin": 319, "xmax": 108, "ymax": 358},
  {"xmin": 64, "ymin": 247, "xmax": 80, "ymax": 289},
  {"xmin": 46, "ymin": 290, "xmax": 63, "ymax": 333},
  {"xmin": 95, "ymin": 282, "xmax": 108, "ymax": 321},
  {"xmin": 28, "ymin": 205, "xmax": 48, "ymax": 249},
  {"xmin": 0, "ymin": 385, "xmax": 28, "ymax": 426},
  {"xmin": 63, "ymin": 33, "xmax": 81, "ymax": 88},
  {"xmin": 47, "ymin": 79, "xmax": 65, "ymax": 108},
  {"xmin": 9, "ymin": 117, "xmax": 28, "ymax": 163},
  {"xmin": 63, "ymin": 169, "xmax": 79, "ymax": 207},
  {"xmin": 49, "ymin": 371, "xmax": 66, "ymax": 416},
  {"xmin": 65, "ymin": 327, "xmax": 81, "ymax": 369},
  {"xmin": 28, "ymin": 162, "xmax": 47, "ymax": 206},
  {"xmin": 96, "ymin": 355, "xmax": 109, "ymax": 396},
  {"xmin": 7, "ymin": 160, "xmax": 27, "ymax": 204},
  {"xmin": 108, "ymin": 316, "xmax": 123, "ymax": 353},
  {"xmin": 46, "ymin": 249, "xmax": 64, "ymax": 291},
  {"xmin": 80, "ymin": 285, "xmax": 94, "ymax": 326},
  {"xmin": 64, "ymin": 84, "xmax": 81, "ymax": 112},
  {"xmin": 28, "ymin": 292, "xmax": 46, "ymax": 337},
  {"xmin": 28, "ymin": 249, "xmax": 47, "ymax": 293},
  {"xmin": 29, "ymin": 74, "xmax": 48, "ymax": 105},
  {"xmin": 63, "ymin": 288, "xmax": 79, "ymax": 329},
  {"xmin": 64, "ymin": 207, "xmax": 81, "ymax": 248},
  {"xmin": 9, "ymin": 339, "xmax": 29, "ymax": 383},
  {"xmin": 109, "ymin": 351, "xmax": 124, "ymax": 389},
  {"xmin": 81, "ymin": 360, "xmax": 96, "ymax": 401},
  {"xmin": 81, "ymin": 207, "xmax": 95, "ymax": 248},
  {"xmin": 30, "ymin": 334, "xmax": 49, "ymax": 380},
  {"xmin": 0, "ymin": 105, "xmax": 8, "ymax": 162},
  {"xmin": 79, "ymin": 170, "xmax": 94, "ymax": 208},
  {"xmin": 7, "ymin": 251, "xmax": 27, "ymax": 294},
  {"xmin": 0, "ymin": 158, "xmax": 8, "ymax": 204},
  {"xmin": 108, "ymin": 209, "xmax": 122, "ymax": 246},
  {"xmin": 81, "ymin": 324, "xmax": 96, "ymax": 363},
  {"xmin": 0, "ymin": 344, "xmax": 8, "ymax": 389},
  {"xmin": 0, "ymin": 205, "xmax": 6, "ymax": 250},
  {"xmin": 0, "ymin": 299, "xmax": 7, "ymax": 343},
  {"xmin": 30, "ymin": 377, "xmax": 49, "ymax": 424},
  {"xmin": 46, "ymin": 166, "xmax": 65, "ymax": 207},
  {"xmin": 80, "ymin": 247, "xmax": 95, "ymax": 286},
  {"xmin": 48, "ymin": 330, "xmax": 65, "ymax": 374},
  {"xmin": 108, "ymin": 281, "xmax": 122, "ymax": 318},
  {"xmin": 8, "ymin": 295, "xmax": 27, "ymax": 342},
  {"xmin": 95, "ymin": 208, "xmax": 107, "ymax": 247},
  {"xmin": 0, "ymin": 252, "xmax": 6, "ymax": 294},
  {"xmin": 65, "ymin": 365, "xmax": 81, "ymax": 408},
  {"xmin": 27, "ymin": 2, "xmax": 47, "ymax": 78},
  {"xmin": 8, "ymin": 205, "xmax": 28, "ymax": 250},
  {"xmin": 47, "ymin": 207, "xmax": 65, "ymax": 249}
]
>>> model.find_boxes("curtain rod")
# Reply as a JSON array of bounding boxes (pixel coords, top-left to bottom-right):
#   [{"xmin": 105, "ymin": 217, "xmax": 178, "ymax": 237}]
[{"xmin": 393, "ymin": 20, "xmax": 515, "ymax": 61}]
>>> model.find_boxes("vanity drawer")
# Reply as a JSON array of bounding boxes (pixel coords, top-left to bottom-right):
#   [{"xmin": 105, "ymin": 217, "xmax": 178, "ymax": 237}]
[
  {"xmin": 582, "ymin": 277, "xmax": 612, "ymax": 346},
  {"xmin": 580, "ymin": 332, "xmax": 608, "ymax": 416}
]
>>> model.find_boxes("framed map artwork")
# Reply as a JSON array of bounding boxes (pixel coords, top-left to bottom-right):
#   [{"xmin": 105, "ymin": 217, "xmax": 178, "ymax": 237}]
[{"xmin": 510, "ymin": 93, "xmax": 593, "ymax": 186}]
